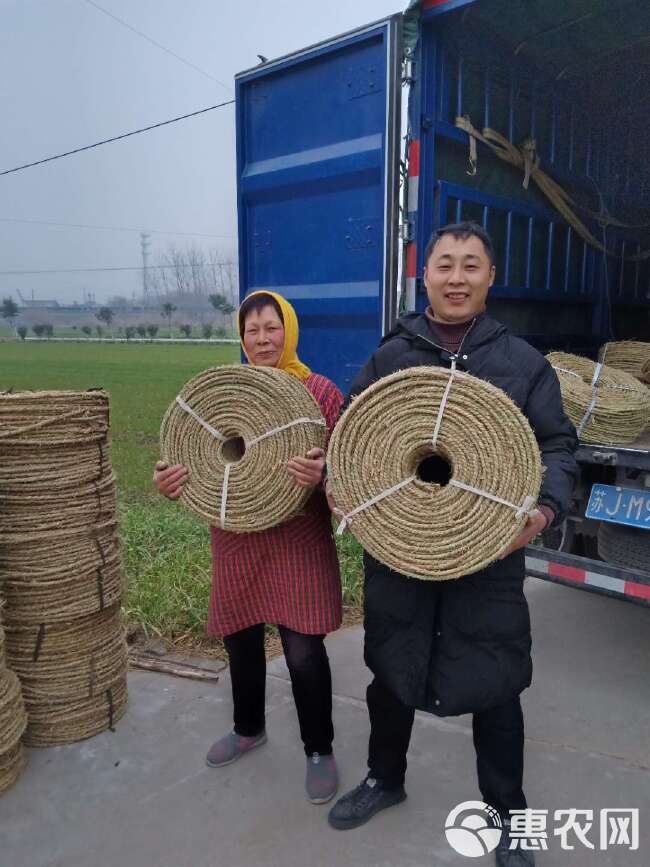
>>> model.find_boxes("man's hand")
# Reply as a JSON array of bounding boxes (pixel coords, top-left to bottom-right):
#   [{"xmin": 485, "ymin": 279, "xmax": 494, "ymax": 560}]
[
  {"xmin": 287, "ymin": 447, "xmax": 325, "ymax": 488},
  {"xmin": 498, "ymin": 508, "xmax": 548, "ymax": 559},
  {"xmin": 153, "ymin": 461, "xmax": 188, "ymax": 500},
  {"xmin": 324, "ymin": 478, "xmax": 344, "ymax": 521}
]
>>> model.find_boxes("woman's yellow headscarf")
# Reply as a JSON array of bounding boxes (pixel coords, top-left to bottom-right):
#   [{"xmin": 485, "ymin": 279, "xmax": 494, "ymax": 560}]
[{"xmin": 238, "ymin": 290, "xmax": 312, "ymax": 381}]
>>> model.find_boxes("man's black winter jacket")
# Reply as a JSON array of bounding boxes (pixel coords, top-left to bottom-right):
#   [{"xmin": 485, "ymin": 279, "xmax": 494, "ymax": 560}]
[{"xmin": 346, "ymin": 311, "xmax": 578, "ymax": 715}]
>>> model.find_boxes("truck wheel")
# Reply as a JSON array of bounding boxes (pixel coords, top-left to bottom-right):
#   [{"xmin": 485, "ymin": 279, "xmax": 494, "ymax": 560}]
[{"xmin": 597, "ymin": 522, "xmax": 650, "ymax": 570}]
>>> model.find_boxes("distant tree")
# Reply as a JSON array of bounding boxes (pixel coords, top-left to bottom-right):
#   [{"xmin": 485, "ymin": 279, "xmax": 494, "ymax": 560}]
[
  {"xmin": 95, "ymin": 306, "xmax": 114, "ymax": 336},
  {"xmin": 81, "ymin": 325, "xmax": 92, "ymax": 336},
  {"xmin": 117, "ymin": 326, "xmax": 124, "ymax": 336},
  {"xmin": 215, "ymin": 325, "xmax": 227, "ymax": 338},
  {"xmin": 136, "ymin": 324, "xmax": 147, "ymax": 338},
  {"xmin": 32, "ymin": 324, "xmax": 45, "ymax": 337},
  {"xmin": 96, "ymin": 325, "xmax": 104, "ymax": 337},
  {"xmin": 146, "ymin": 324, "xmax": 159, "ymax": 339},
  {"xmin": 1, "ymin": 297, "xmax": 19, "ymax": 334},
  {"xmin": 209, "ymin": 293, "xmax": 236, "ymax": 333},
  {"xmin": 125, "ymin": 326, "xmax": 136, "ymax": 340},
  {"xmin": 160, "ymin": 302, "xmax": 177, "ymax": 337},
  {"xmin": 43, "ymin": 323, "xmax": 54, "ymax": 338},
  {"xmin": 17, "ymin": 325, "xmax": 27, "ymax": 340},
  {"xmin": 202, "ymin": 323, "xmax": 213, "ymax": 340},
  {"xmin": 179, "ymin": 323, "xmax": 192, "ymax": 338}
]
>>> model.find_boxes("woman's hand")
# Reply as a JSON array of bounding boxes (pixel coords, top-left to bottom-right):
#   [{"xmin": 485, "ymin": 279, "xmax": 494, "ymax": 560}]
[
  {"xmin": 153, "ymin": 461, "xmax": 188, "ymax": 500},
  {"xmin": 287, "ymin": 447, "xmax": 325, "ymax": 488}
]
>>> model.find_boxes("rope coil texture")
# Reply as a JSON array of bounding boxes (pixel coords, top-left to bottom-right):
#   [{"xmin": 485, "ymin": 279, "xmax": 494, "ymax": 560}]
[
  {"xmin": 0, "ymin": 390, "xmax": 128, "ymax": 746},
  {"xmin": 160, "ymin": 365, "xmax": 327, "ymax": 532},
  {"xmin": 599, "ymin": 341, "xmax": 650, "ymax": 382},
  {"xmin": 548, "ymin": 352, "xmax": 650, "ymax": 445},
  {"xmin": 0, "ymin": 604, "xmax": 28, "ymax": 794},
  {"xmin": 327, "ymin": 366, "xmax": 542, "ymax": 580}
]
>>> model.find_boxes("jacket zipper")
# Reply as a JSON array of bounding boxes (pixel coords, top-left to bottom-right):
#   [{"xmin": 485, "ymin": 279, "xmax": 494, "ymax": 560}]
[{"xmin": 414, "ymin": 317, "xmax": 478, "ymax": 367}]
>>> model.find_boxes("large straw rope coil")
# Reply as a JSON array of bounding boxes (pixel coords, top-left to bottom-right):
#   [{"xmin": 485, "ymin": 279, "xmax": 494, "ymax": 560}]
[
  {"xmin": 0, "ymin": 474, "xmax": 116, "ymax": 541},
  {"xmin": 0, "ymin": 521, "xmax": 122, "ymax": 626},
  {"xmin": 547, "ymin": 352, "xmax": 650, "ymax": 445},
  {"xmin": 160, "ymin": 365, "xmax": 327, "ymax": 531},
  {"xmin": 641, "ymin": 358, "xmax": 650, "ymax": 386},
  {"xmin": 0, "ymin": 390, "xmax": 109, "ymax": 447},
  {"xmin": 23, "ymin": 674, "xmax": 128, "ymax": 747},
  {"xmin": 4, "ymin": 605, "xmax": 127, "ymax": 704},
  {"xmin": 327, "ymin": 366, "xmax": 542, "ymax": 580},
  {"xmin": 599, "ymin": 341, "xmax": 650, "ymax": 380},
  {"xmin": 0, "ymin": 440, "xmax": 111, "ymax": 491},
  {"xmin": 0, "ymin": 606, "xmax": 28, "ymax": 793}
]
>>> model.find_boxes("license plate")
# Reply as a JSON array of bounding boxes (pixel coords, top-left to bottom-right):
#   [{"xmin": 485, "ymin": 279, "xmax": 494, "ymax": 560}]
[{"xmin": 586, "ymin": 483, "xmax": 650, "ymax": 529}]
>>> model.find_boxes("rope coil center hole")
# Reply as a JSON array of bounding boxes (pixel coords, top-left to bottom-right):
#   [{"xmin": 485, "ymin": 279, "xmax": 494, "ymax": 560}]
[
  {"xmin": 220, "ymin": 436, "xmax": 246, "ymax": 463},
  {"xmin": 415, "ymin": 451, "xmax": 452, "ymax": 486}
]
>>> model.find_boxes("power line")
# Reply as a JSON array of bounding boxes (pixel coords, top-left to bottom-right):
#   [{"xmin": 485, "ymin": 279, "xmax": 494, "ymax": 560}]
[
  {"xmin": 0, "ymin": 99, "xmax": 234, "ymax": 177},
  {"xmin": 0, "ymin": 263, "xmax": 233, "ymax": 276},
  {"xmin": 0, "ymin": 216, "xmax": 234, "ymax": 239},
  {"xmin": 83, "ymin": 0, "xmax": 231, "ymax": 94}
]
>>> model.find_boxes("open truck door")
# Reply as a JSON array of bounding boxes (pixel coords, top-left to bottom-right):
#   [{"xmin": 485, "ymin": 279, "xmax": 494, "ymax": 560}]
[{"xmin": 235, "ymin": 17, "xmax": 402, "ymax": 392}]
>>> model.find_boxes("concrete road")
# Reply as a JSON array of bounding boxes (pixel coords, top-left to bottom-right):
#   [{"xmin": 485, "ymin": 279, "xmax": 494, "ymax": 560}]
[{"xmin": 1, "ymin": 577, "xmax": 649, "ymax": 867}]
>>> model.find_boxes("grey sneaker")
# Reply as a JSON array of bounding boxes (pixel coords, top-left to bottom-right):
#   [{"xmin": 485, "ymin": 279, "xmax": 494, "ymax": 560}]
[
  {"xmin": 205, "ymin": 730, "xmax": 267, "ymax": 768},
  {"xmin": 305, "ymin": 752, "xmax": 339, "ymax": 804}
]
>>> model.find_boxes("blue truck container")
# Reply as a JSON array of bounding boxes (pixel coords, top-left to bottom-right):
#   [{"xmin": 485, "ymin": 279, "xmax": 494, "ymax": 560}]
[{"xmin": 236, "ymin": 0, "xmax": 650, "ymax": 606}]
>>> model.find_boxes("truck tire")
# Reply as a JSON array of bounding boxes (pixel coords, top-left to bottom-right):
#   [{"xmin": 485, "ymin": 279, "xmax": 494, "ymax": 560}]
[{"xmin": 597, "ymin": 521, "xmax": 650, "ymax": 570}]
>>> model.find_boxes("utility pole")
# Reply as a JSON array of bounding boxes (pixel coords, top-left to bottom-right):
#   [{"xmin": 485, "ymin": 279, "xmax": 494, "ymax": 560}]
[{"xmin": 140, "ymin": 232, "xmax": 151, "ymax": 306}]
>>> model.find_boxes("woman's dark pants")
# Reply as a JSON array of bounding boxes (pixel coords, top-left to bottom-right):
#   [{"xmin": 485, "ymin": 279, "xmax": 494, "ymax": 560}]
[{"xmin": 223, "ymin": 623, "xmax": 334, "ymax": 756}]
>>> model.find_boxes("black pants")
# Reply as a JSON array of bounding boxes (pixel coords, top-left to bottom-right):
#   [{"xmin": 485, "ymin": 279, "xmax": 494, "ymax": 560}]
[
  {"xmin": 223, "ymin": 623, "xmax": 334, "ymax": 756},
  {"xmin": 367, "ymin": 678, "xmax": 527, "ymax": 815}
]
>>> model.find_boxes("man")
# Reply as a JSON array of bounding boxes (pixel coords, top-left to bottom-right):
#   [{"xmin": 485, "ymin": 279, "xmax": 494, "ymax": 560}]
[{"xmin": 326, "ymin": 222, "xmax": 578, "ymax": 867}]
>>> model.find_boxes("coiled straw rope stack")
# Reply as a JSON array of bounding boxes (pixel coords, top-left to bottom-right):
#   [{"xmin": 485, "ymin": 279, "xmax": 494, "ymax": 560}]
[
  {"xmin": 0, "ymin": 602, "xmax": 27, "ymax": 794},
  {"xmin": 160, "ymin": 365, "xmax": 327, "ymax": 531},
  {"xmin": 0, "ymin": 391, "xmax": 128, "ymax": 747},
  {"xmin": 327, "ymin": 366, "xmax": 542, "ymax": 580},
  {"xmin": 547, "ymin": 353, "xmax": 650, "ymax": 445},
  {"xmin": 599, "ymin": 341, "xmax": 650, "ymax": 382}
]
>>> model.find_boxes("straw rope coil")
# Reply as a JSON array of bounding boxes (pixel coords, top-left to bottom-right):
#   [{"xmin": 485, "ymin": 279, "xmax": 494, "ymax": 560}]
[
  {"xmin": 547, "ymin": 352, "xmax": 650, "ymax": 445},
  {"xmin": 0, "ymin": 475, "xmax": 116, "ymax": 541},
  {"xmin": 599, "ymin": 341, "xmax": 650, "ymax": 380},
  {"xmin": 0, "ymin": 741, "xmax": 26, "ymax": 795},
  {"xmin": 0, "ymin": 664, "xmax": 28, "ymax": 795},
  {"xmin": 0, "ymin": 441, "xmax": 111, "ymax": 491},
  {"xmin": 327, "ymin": 366, "xmax": 542, "ymax": 580},
  {"xmin": 0, "ymin": 390, "xmax": 109, "ymax": 446},
  {"xmin": 640, "ymin": 358, "xmax": 650, "ymax": 386},
  {"xmin": 160, "ymin": 365, "xmax": 327, "ymax": 531},
  {"xmin": 4, "ymin": 605, "xmax": 127, "ymax": 704},
  {"xmin": 23, "ymin": 674, "xmax": 128, "ymax": 747}
]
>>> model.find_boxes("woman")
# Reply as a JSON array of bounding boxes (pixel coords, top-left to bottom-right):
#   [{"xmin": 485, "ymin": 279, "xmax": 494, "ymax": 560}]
[{"xmin": 153, "ymin": 291, "xmax": 343, "ymax": 805}]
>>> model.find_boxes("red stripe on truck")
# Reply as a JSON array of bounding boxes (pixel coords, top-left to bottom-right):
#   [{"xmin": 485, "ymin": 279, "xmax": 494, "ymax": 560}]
[
  {"xmin": 406, "ymin": 243, "xmax": 418, "ymax": 278},
  {"xmin": 625, "ymin": 581, "xmax": 650, "ymax": 600},
  {"xmin": 548, "ymin": 562, "xmax": 586, "ymax": 583},
  {"xmin": 408, "ymin": 140, "xmax": 420, "ymax": 177}
]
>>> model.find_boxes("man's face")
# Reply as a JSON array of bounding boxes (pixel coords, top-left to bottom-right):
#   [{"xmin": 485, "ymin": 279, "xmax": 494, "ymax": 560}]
[{"xmin": 423, "ymin": 234, "xmax": 495, "ymax": 323}]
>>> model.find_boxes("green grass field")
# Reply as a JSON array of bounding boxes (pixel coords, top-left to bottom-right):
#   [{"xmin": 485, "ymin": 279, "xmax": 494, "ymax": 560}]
[{"xmin": 0, "ymin": 342, "xmax": 363, "ymax": 644}]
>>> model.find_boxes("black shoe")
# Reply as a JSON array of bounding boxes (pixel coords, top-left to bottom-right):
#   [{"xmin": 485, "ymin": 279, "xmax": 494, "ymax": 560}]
[
  {"xmin": 328, "ymin": 777, "xmax": 406, "ymax": 830},
  {"xmin": 495, "ymin": 820, "xmax": 536, "ymax": 866}
]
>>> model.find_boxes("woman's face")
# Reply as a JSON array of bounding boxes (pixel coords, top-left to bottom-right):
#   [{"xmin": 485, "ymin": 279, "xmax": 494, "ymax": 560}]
[{"xmin": 242, "ymin": 304, "xmax": 285, "ymax": 367}]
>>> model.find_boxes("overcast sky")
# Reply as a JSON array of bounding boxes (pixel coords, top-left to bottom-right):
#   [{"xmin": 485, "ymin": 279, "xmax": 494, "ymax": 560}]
[{"xmin": 1, "ymin": 0, "xmax": 401, "ymax": 304}]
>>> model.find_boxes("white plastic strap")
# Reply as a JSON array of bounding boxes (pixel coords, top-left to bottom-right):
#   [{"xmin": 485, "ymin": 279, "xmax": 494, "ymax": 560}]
[
  {"xmin": 219, "ymin": 463, "xmax": 232, "ymax": 530},
  {"xmin": 246, "ymin": 417, "xmax": 326, "ymax": 448},
  {"xmin": 431, "ymin": 358, "xmax": 458, "ymax": 449},
  {"xmin": 336, "ymin": 476, "xmax": 417, "ymax": 536},
  {"xmin": 552, "ymin": 365, "xmax": 581, "ymax": 379},
  {"xmin": 447, "ymin": 479, "xmax": 537, "ymax": 520},
  {"xmin": 576, "ymin": 362, "xmax": 603, "ymax": 437},
  {"xmin": 176, "ymin": 396, "xmax": 225, "ymax": 442}
]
